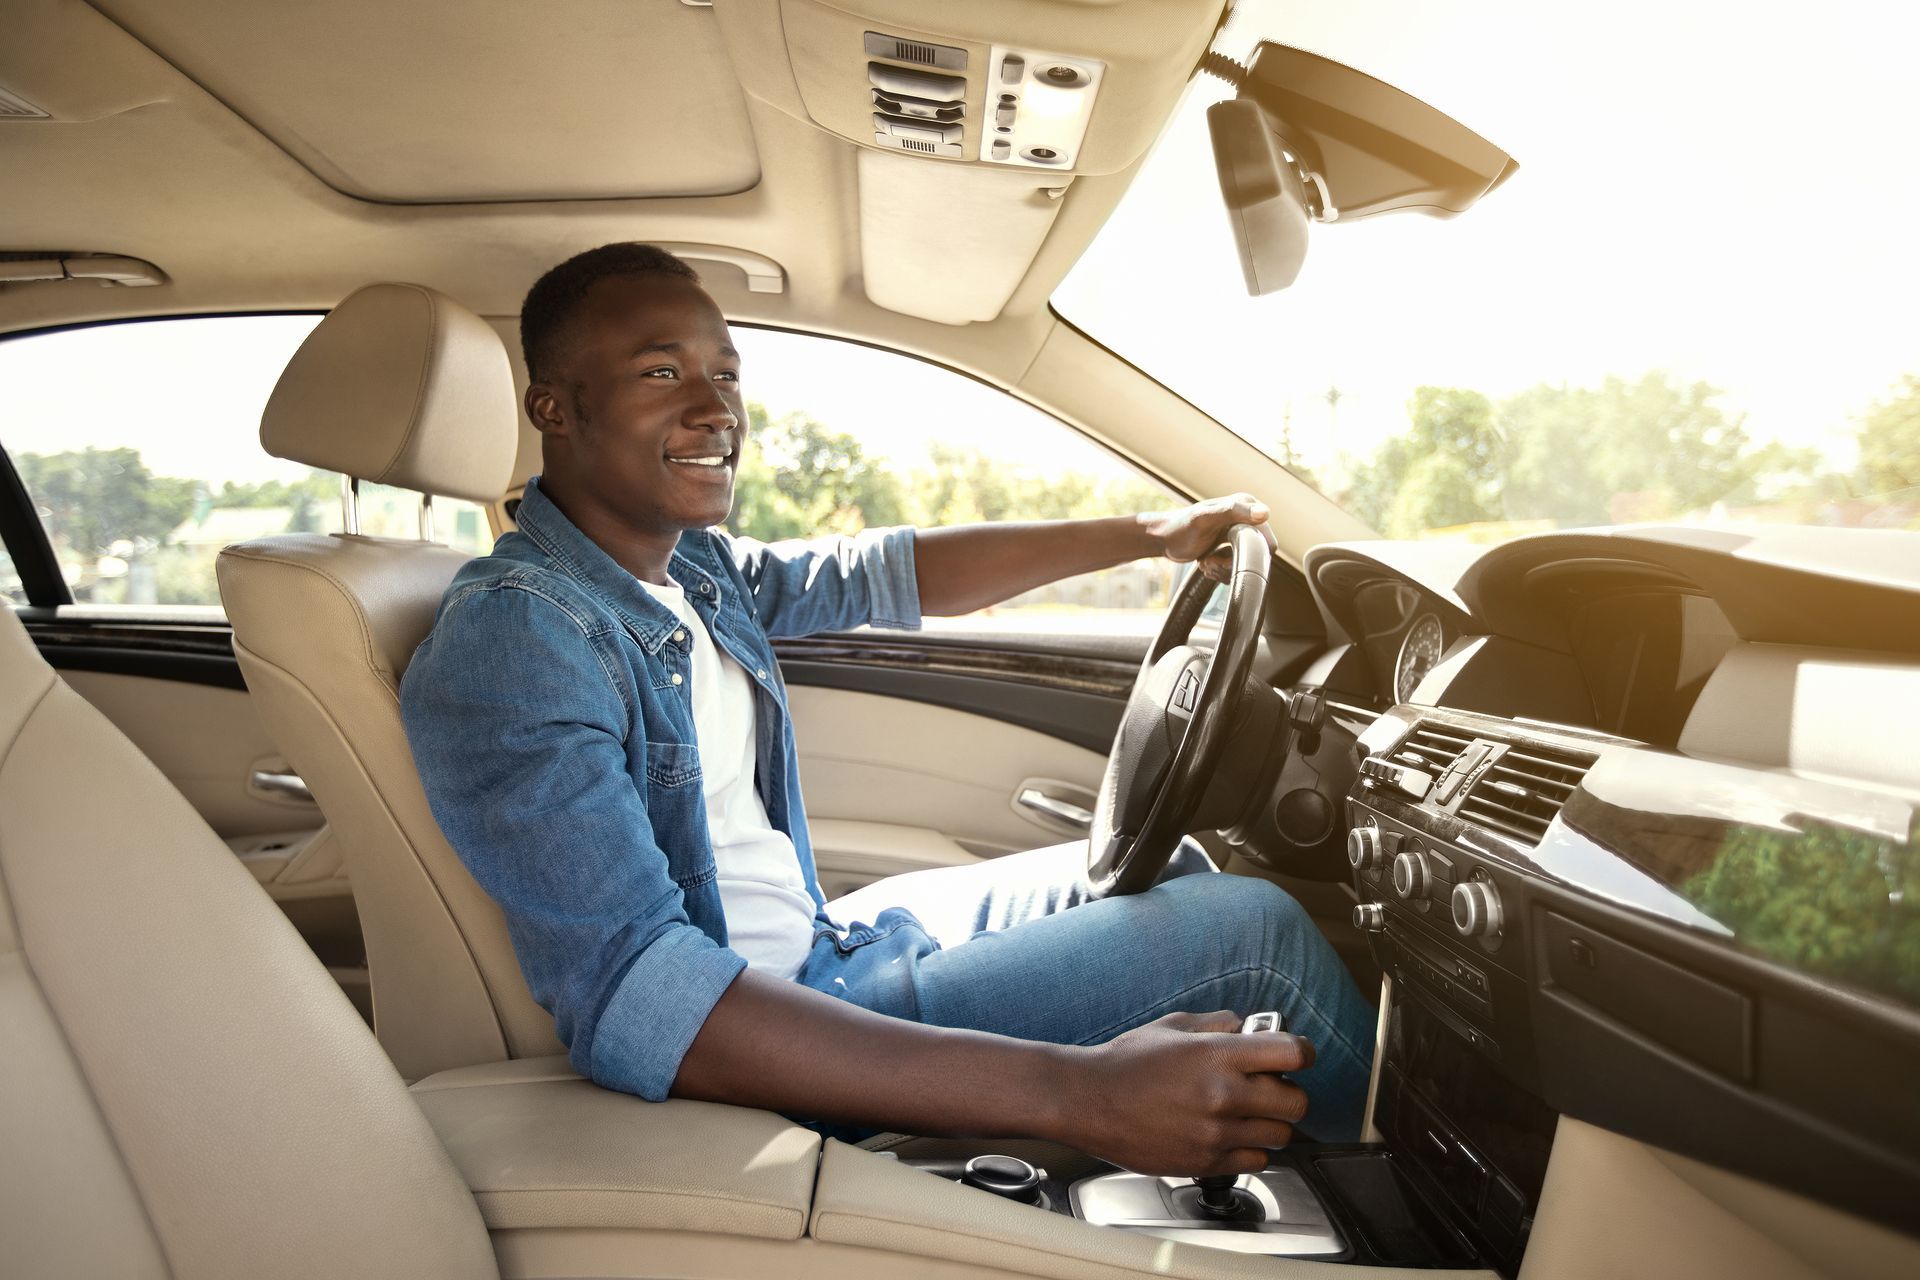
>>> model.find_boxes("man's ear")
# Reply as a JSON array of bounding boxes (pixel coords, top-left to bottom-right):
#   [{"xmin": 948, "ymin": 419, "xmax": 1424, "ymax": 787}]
[{"xmin": 525, "ymin": 382, "xmax": 569, "ymax": 438}]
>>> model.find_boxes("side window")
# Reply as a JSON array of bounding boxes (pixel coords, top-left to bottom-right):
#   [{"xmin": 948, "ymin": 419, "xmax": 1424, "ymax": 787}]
[
  {"xmin": 1, "ymin": 545, "xmax": 19, "ymax": 608},
  {"xmin": 0, "ymin": 316, "xmax": 492, "ymax": 615},
  {"xmin": 726, "ymin": 328, "xmax": 1180, "ymax": 635}
]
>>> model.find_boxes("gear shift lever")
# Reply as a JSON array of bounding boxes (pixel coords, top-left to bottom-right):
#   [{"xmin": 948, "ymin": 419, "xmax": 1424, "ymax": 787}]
[
  {"xmin": 1186, "ymin": 1011, "xmax": 1287, "ymax": 1221},
  {"xmin": 1193, "ymin": 1174, "xmax": 1243, "ymax": 1217}
]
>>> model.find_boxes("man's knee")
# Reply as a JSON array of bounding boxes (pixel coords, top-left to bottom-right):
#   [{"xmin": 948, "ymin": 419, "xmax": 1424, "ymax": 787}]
[{"xmin": 1164, "ymin": 871, "xmax": 1315, "ymax": 953}]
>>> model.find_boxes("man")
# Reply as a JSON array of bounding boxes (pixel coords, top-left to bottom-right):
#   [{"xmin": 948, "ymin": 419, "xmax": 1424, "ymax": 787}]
[{"xmin": 403, "ymin": 243, "xmax": 1374, "ymax": 1176}]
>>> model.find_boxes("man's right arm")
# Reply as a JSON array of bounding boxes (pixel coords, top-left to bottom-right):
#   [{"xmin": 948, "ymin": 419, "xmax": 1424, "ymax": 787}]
[
  {"xmin": 405, "ymin": 582, "xmax": 1315, "ymax": 1174},
  {"xmin": 674, "ymin": 972, "xmax": 1317, "ymax": 1177}
]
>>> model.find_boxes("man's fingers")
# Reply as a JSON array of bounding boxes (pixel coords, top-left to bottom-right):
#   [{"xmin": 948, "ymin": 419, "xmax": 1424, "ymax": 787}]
[
  {"xmin": 1225, "ymin": 1031, "xmax": 1317, "ymax": 1074},
  {"xmin": 1160, "ymin": 1009, "xmax": 1242, "ymax": 1034},
  {"xmin": 1226, "ymin": 1118, "xmax": 1297, "ymax": 1152},
  {"xmin": 1239, "ymin": 1073, "xmax": 1310, "ymax": 1125}
]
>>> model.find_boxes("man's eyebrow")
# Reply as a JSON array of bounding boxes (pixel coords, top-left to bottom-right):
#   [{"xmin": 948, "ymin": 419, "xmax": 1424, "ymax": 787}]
[{"xmin": 626, "ymin": 341, "xmax": 740, "ymax": 360}]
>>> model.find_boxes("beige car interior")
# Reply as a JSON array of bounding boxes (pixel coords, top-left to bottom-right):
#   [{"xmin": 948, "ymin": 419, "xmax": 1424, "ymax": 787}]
[{"xmin": 5, "ymin": 0, "xmax": 1918, "ymax": 1277}]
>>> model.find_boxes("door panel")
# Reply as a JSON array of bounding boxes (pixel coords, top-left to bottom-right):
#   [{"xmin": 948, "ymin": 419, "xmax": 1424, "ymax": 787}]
[
  {"xmin": 786, "ymin": 684, "xmax": 1109, "ymax": 894},
  {"xmin": 57, "ymin": 667, "xmax": 323, "ymax": 838}
]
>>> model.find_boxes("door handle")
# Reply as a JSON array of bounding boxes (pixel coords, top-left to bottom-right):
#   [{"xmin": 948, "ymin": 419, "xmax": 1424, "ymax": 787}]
[
  {"xmin": 1016, "ymin": 788, "xmax": 1093, "ymax": 831},
  {"xmin": 251, "ymin": 769, "xmax": 314, "ymax": 804}
]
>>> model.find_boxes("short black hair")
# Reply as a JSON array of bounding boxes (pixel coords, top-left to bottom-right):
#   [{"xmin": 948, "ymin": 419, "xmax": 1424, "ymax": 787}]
[{"xmin": 519, "ymin": 242, "xmax": 700, "ymax": 385}]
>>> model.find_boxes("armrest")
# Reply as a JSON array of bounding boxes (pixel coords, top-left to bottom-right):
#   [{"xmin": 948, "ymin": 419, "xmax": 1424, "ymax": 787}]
[{"xmin": 410, "ymin": 1056, "xmax": 821, "ymax": 1240}]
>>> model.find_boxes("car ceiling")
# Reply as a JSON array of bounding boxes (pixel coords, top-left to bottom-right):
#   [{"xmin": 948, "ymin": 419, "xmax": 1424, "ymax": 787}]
[
  {"xmin": 0, "ymin": 0, "xmax": 1378, "ymax": 561},
  {"xmin": 0, "ymin": 0, "xmax": 1221, "ymax": 351}
]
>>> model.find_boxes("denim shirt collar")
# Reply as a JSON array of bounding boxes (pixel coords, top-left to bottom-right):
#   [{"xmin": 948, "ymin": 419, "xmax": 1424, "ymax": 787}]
[{"xmin": 513, "ymin": 476, "xmax": 726, "ymax": 655}]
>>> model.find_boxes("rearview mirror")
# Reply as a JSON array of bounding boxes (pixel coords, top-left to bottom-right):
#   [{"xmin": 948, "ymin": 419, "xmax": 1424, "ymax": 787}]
[{"xmin": 1208, "ymin": 41, "xmax": 1517, "ymax": 295}]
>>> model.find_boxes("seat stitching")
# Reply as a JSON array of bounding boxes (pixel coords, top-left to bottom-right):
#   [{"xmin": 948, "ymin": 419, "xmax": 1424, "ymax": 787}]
[{"xmin": 377, "ymin": 282, "xmax": 440, "ymax": 484}]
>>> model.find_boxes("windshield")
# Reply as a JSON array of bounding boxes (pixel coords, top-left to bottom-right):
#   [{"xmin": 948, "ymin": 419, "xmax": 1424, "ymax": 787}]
[{"xmin": 1055, "ymin": 0, "xmax": 1920, "ymax": 540}]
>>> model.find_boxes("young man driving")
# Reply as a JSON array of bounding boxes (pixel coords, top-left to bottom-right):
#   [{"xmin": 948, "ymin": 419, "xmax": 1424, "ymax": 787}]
[{"xmin": 403, "ymin": 243, "xmax": 1374, "ymax": 1175}]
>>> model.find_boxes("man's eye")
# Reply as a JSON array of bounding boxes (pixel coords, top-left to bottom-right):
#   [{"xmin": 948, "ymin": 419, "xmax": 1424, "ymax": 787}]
[
  {"xmin": 716, "ymin": 370, "xmax": 741, "ymax": 383},
  {"xmin": 641, "ymin": 366, "xmax": 678, "ymax": 379}
]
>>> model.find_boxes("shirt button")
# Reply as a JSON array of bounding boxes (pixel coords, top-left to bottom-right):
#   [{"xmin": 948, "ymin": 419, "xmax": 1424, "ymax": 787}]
[
  {"xmin": 670, "ymin": 673, "xmax": 684, "ymax": 686},
  {"xmin": 698, "ymin": 582, "xmax": 713, "ymax": 595},
  {"xmin": 756, "ymin": 668, "xmax": 768, "ymax": 680},
  {"xmin": 672, "ymin": 629, "xmax": 686, "ymax": 643}
]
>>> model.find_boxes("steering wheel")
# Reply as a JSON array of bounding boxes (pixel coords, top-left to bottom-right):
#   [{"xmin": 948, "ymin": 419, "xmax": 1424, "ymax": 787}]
[{"xmin": 1087, "ymin": 523, "xmax": 1272, "ymax": 896}]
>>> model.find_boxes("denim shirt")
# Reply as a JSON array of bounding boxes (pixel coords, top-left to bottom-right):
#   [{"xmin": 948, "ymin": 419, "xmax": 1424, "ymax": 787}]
[{"xmin": 401, "ymin": 476, "xmax": 921, "ymax": 1100}]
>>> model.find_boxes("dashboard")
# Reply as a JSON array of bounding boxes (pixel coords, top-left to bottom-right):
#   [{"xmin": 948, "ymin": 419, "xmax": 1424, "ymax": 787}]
[{"xmin": 1246, "ymin": 524, "xmax": 1920, "ymax": 1270}]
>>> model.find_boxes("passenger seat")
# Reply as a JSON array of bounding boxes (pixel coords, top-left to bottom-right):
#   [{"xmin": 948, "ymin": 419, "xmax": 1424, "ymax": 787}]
[{"xmin": 0, "ymin": 606, "xmax": 499, "ymax": 1277}]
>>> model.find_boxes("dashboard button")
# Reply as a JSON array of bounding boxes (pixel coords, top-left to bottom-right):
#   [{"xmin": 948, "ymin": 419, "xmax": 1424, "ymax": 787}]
[{"xmin": 1352, "ymin": 902, "xmax": 1386, "ymax": 932}]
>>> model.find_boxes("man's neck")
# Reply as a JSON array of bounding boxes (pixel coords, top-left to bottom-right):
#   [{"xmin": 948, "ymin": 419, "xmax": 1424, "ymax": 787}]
[{"xmin": 538, "ymin": 474, "xmax": 680, "ymax": 586}]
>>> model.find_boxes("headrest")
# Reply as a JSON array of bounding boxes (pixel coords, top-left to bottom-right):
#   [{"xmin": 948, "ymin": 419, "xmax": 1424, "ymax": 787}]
[{"xmin": 261, "ymin": 282, "xmax": 518, "ymax": 504}]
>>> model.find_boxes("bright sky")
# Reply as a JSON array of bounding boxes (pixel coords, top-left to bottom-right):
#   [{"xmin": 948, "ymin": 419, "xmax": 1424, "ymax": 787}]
[
  {"xmin": 1055, "ymin": 0, "xmax": 1920, "ymax": 494},
  {"xmin": 5, "ymin": 0, "xmax": 1914, "ymax": 521}
]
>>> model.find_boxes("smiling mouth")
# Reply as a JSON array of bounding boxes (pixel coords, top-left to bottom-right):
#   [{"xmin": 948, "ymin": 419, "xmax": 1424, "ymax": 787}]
[{"xmin": 665, "ymin": 455, "xmax": 732, "ymax": 468}]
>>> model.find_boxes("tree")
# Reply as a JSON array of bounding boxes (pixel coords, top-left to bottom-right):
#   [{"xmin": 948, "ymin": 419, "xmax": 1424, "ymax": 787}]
[
  {"xmin": 15, "ymin": 447, "xmax": 196, "ymax": 573},
  {"xmin": 1501, "ymin": 373, "xmax": 1788, "ymax": 526},
  {"xmin": 1855, "ymin": 374, "xmax": 1920, "ymax": 498},
  {"xmin": 1339, "ymin": 386, "xmax": 1501, "ymax": 536},
  {"xmin": 727, "ymin": 404, "xmax": 910, "ymax": 540},
  {"xmin": 1338, "ymin": 371, "xmax": 1802, "ymax": 535}
]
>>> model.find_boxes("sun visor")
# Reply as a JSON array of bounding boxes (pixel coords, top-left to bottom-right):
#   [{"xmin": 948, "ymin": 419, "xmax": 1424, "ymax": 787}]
[{"xmin": 857, "ymin": 148, "xmax": 1063, "ymax": 324}]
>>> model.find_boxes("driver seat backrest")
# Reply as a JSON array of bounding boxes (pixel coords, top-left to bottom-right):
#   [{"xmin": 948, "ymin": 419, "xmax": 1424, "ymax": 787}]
[
  {"xmin": 216, "ymin": 283, "xmax": 562, "ymax": 1081},
  {"xmin": 0, "ymin": 608, "xmax": 498, "ymax": 1278}
]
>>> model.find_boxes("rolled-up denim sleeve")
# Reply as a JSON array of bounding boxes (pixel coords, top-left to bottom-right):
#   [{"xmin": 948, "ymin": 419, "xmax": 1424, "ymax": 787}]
[
  {"xmin": 723, "ymin": 525, "xmax": 921, "ymax": 638},
  {"xmin": 401, "ymin": 583, "xmax": 745, "ymax": 1101}
]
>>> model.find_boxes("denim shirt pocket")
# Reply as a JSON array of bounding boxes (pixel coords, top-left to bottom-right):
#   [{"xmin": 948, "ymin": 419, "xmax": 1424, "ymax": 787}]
[{"xmin": 643, "ymin": 741, "xmax": 712, "ymax": 889}]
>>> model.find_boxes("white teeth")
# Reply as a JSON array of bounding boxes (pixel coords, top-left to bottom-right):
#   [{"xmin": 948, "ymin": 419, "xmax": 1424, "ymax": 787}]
[{"xmin": 667, "ymin": 456, "xmax": 728, "ymax": 467}]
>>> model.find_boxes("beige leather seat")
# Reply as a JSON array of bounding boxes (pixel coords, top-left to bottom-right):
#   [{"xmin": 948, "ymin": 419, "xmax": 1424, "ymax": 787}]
[
  {"xmin": 0, "ymin": 608, "xmax": 498, "ymax": 1278},
  {"xmin": 217, "ymin": 282, "xmax": 562, "ymax": 1081}
]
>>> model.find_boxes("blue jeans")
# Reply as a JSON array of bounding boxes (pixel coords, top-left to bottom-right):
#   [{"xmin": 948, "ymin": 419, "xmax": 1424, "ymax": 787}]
[{"xmin": 796, "ymin": 841, "xmax": 1377, "ymax": 1143}]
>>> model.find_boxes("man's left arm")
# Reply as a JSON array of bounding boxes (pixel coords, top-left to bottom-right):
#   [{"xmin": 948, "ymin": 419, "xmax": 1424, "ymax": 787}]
[{"xmin": 913, "ymin": 493, "xmax": 1271, "ymax": 617}]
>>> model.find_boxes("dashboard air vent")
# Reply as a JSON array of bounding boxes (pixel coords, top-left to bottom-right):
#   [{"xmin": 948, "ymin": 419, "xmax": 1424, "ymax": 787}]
[
  {"xmin": 1458, "ymin": 743, "xmax": 1594, "ymax": 845},
  {"xmin": 1396, "ymin": 723, "xmax": 1474, "ymax": 772}
]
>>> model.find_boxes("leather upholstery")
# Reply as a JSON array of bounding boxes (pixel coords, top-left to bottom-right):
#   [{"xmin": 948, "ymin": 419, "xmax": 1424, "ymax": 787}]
[
  {"xmin": 412, "ymin": 1056, "xmax": 822, "ymax": 1238},
  {"xmin": 222, "ymin": 283, "xmax": 559, "ymax": 1081},
  {"xmin": 260, "ymin": 282, "xmax": 518, "ymax": 503},
  {"xmin": 219, "ymin": 533, "xmax": 562, "ymax": 1079},
  {"xmin": 0, "ymin": 609, "xmax": 498, "ymax": 1278}
]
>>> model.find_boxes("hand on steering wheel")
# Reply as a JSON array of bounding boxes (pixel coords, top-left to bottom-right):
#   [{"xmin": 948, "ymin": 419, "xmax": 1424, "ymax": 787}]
[{"xmin": 1087, "ymin": 521, "xmax": 1274, "ymax": 896}]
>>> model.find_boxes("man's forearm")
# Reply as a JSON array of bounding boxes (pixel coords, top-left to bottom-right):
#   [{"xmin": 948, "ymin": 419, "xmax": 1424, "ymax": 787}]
[
  {"xmin": 670, "ymin": 967, "xmax": 1318, "ymax": 1175},
  {"xmin": 670, "ymin": 968, "xmax": 1075, "ymax": 1140},
  {"xmin": 912, "ymin": 516, "xmax": 1161, "ymax": 617}
]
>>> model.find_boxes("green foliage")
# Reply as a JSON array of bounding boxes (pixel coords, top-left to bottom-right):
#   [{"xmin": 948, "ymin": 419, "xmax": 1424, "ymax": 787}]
[
  {"xmin": 211, "ymin": 470, "xmax": 337, "ymax": 533},
  {"xmin": 1855, "ymin": 374, "xmax": 1920, "ymax": 498},
  {"xmin": 16, "ymin": 447, "xmax": 197, "ymax": 559},
  {"xmin": 726, "ymin": 401, "xmax": 1170, "ymax": 541},
  {"xmin": 1683, "ymin": 820, "xmax": 1920, "ymax": 1005},
  {"xmin": 1339, "ymin": 371, "xmax": 1807, "ymax": 534}
]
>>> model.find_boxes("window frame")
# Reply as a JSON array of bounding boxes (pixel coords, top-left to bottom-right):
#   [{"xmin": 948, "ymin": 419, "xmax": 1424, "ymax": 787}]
[{"xmin": 0, "ymin": 310, "xmax": 326, "ymax": 616}]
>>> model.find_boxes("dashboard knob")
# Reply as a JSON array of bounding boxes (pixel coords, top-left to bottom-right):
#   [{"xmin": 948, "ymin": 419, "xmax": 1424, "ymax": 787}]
[
  {"xmin": 1391, "ymin": 849, "xmax": 1430, "ymax": 899},
  {"xmin": 1346, "ymin": 826, "xmax": 1398, "ymax": 872},
  {"xmin": 1452, "ymin": 881, "xmax": 1504, "ymax": 939},
  {"xmin": 1352, "ymin": 902, "xmax": 1386, "ymax": 932}
]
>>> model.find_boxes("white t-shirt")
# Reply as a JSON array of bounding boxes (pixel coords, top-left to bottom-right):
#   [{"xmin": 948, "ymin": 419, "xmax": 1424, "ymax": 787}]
[{"xmin": 636, "ymin": 577, "xmax": 818, "ymax": 981}]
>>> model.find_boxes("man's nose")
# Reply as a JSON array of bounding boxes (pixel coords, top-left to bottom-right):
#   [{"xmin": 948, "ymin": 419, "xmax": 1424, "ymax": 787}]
[{"xmin": 683, "ymin": 379, "xmax": 738, "ymax": 432}]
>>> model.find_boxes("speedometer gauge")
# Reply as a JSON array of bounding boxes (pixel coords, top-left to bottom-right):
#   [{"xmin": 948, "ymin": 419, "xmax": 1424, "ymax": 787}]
[{"xmin": 1395, "ymin": 613, "xmax": 1446, "ymax": 703}]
